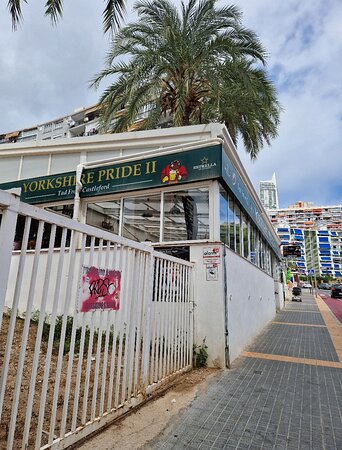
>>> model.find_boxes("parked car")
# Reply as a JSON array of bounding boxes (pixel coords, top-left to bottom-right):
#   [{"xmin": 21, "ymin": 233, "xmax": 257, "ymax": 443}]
[
  {"xmin": 318, "ymin": 283, "xmax": 330, "ymax": 290},
  {"xmin": 302, "ymin": 283, "xmax": 312, "ymax": 289},
  {"xmin": 331, "ymin": 284, "xmax": 342, "ymax": 298}
]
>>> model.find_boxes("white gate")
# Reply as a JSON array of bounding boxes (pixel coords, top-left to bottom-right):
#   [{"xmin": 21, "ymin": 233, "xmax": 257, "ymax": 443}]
[{"xmin": 0, "ymin": 190, "xmax": 194, "ymax": 449}]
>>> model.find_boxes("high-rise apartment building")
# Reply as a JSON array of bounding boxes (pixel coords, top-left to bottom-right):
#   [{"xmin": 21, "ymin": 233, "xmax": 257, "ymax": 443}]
[
  {"xmin": 269, "ymin": 201, "xmax": 342, "ymax": 279},
  {"xmin": 0, "ymin": 105, "xmax": 102, "ymax": 145},
  {"xmin": 259, "ymin": 173, "xmax": 279, "ymax": 210}
]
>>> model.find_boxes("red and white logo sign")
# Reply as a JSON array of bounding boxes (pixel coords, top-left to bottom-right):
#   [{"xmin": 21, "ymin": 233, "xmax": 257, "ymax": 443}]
[{"xmin": 203, "ymin": 247, "xmax": 221, "ymax": 264}]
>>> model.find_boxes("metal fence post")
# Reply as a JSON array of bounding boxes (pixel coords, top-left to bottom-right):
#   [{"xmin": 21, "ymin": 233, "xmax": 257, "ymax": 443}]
[
  {"xmin": 0, "ymin": 191, "xmax": 20, "ymax": 330},
  {"xmin": 141, "ymin": 250, "xmax": 154, "ymax": 386}
]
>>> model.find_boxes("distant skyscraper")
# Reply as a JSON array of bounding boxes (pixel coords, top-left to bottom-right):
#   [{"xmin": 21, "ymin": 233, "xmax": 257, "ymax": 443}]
[{"xmin": 259, "ymin": 173, "xmax": 279, "ymax": 210}]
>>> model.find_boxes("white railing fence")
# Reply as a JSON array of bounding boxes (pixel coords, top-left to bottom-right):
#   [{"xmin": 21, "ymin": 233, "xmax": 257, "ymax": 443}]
[{"xmin": 0, "ymin": 190, "xmax": 194, "ymax": 449}]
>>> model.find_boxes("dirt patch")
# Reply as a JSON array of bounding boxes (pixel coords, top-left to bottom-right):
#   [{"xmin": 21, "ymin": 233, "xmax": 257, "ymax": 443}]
[
  {"xmin": 1, "ymin": 313, "xmax": 217, "ymax": 449},
  {"xmin": 77, "ymin": 367, "xmax": 220, "ymax": 450},
  {"xmin": 0, "ymin": 314, "xmax": 139, "ymax": 449}
]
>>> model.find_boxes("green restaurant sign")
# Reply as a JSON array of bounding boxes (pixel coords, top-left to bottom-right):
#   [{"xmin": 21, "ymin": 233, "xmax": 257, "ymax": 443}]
[
  {"xmin": 0, "ymin": 145, "xmax": 221, "ymax": 204},
  {"xmin": 0, "ymin": 143, "xmax": 280, "ymax": 256}
]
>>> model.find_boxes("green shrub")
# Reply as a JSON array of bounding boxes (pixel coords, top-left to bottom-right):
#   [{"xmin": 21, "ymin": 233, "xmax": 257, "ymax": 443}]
[{"xmin": 193, "ymin": 339, "xmax": 208, "ymax": 368}]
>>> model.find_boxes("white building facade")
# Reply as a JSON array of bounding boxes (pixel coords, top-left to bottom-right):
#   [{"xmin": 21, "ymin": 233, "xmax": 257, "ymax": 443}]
[{"xmin": 0, "ymin": 123, "xmax": 282, "ymax": 367}]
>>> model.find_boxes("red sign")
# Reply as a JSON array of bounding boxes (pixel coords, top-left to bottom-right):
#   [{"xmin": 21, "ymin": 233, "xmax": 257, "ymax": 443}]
[
  {"xmin": 203, "ymin": 246, "xmax": 221, "ymax": 265},
  {"xmin": 79, "ymin": 265, "xmax": 121, "ymax": 312}
]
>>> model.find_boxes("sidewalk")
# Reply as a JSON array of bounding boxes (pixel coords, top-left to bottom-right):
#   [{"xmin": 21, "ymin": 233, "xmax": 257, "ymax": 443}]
[{"xmin": 148, "ymin": 293, "xmax": 342, "ymax": 449}]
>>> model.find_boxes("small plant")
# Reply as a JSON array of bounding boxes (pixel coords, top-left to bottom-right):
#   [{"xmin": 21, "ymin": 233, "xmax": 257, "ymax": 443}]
[
  {"xmin": 193, "ymin": 338, "xmax": 208, "ymax": 368},
  {"xmin": 31, "ymin": 309, "xmax": 40, "ymax": 323}
]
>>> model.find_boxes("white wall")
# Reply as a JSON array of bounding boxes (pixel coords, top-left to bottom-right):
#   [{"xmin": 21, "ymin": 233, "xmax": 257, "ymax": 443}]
[
  {"xmin": 190, "ymin": 244, "xmax": 226, "ymax": 368},
  {"xmin": 189, "ymin": 243, "xmax": 277, "ymax": 368},
  {"xmin": 225, "ymin": 247, "xmax": 276, "ymax": 363}
]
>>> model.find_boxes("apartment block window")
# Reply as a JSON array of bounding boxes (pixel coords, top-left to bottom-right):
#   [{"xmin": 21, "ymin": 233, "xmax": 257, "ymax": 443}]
[
  {"xmin": 53, "ymin": 120, "xmax": 63, "ymax": 130},
  {"xmin": 43, "ymin": 123, "xmax": 52, "ymax": 133}
]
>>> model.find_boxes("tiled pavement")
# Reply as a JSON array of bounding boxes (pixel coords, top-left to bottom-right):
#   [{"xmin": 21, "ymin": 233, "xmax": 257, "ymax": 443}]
[{"xmin": 149, "ymin": 293, "xmax": 342, "ymax": 450}]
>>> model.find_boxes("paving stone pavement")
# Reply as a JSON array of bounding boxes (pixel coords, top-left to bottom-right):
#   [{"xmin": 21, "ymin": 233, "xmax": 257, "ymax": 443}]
[{"xmin": 148, "ymin": 293, "xmax": 342, "ymax": 450}]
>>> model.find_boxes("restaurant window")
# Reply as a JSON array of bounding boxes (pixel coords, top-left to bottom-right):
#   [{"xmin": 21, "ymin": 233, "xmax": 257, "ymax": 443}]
[
  {"xmin": 250, "ymin": 225, "xmax": 257, "ymax": 264},
  {"xmin": 234, "ymin": 203, "xmax": 241, "ymax": 255},
  {"xmin": 228, "ymin": 197, "xmax": 235, "ymax": 251},
  {"xmin": 260, "ymin": 239, "xmax": 266, "ymax": 271},
  {"xmin": 242, "ymin": 213, "xmax": 249, "ymax": 258},
  {"xmin": 163, "ymin": 188, "xmax": 209, "ymax": 241},
  {"xmin": 219, "ymin": 188, "xmax": 229, "ymax": 245},
  {"xmin": 86, "ymin": 200, "xmax": 121, "ymax": 235},
  {"xmin": 255, "ymin": 231, "xmax": 261, "ymax": 268},
  {"xmin": 122, "ymin": 194, "xmax": 161, "ymax": 242},
  {"xmin": 266, "ymin": 248, "xmax": 272, "ymax": 275}
]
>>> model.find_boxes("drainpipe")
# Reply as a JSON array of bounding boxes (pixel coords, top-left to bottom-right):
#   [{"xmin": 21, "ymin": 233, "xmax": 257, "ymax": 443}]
[
  {"xmin": 73, "ymin": 162, "xmax": 84, "ymax": 221},
  {"xmin": 222, "ymin": 245, "xmax": 230, "ymax": 368}
]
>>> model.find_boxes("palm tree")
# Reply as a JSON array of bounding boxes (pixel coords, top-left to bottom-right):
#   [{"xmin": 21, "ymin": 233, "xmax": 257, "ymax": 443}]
[
  {"xmin": 7, "ymin": 0, "xmax": 126, "ymax": 33},
  {"xmin": 204, "ymin": 59, "xmax": 281, "ymax": 158},
  {"xmin": 91, "ymin": 0, "xmax": 281, "ymax": 159}
]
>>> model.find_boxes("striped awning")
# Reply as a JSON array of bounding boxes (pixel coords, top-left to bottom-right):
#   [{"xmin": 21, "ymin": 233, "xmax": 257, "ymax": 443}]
[{"xmin": 5, "ymin": 131, "xmax": 20, "ymax": 139}]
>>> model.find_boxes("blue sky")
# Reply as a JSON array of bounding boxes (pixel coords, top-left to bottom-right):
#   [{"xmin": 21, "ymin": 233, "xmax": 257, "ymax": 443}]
[
  {"xmin": 236, "ymin": 0, "xmax": 342, "ymax": 208},
  {"xmin": 0, "ymin": 0, "xmax": 341, "ymax": 208}
]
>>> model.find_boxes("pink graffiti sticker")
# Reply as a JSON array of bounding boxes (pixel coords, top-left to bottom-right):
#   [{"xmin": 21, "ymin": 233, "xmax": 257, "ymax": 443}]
[{"xmin": 78, "ymin": 265, "xmax": 121, "ymax": 312}]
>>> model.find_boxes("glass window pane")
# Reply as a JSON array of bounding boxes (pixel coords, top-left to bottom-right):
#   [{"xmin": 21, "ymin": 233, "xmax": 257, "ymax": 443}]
[
  {"xmin": 234, "ymin": 203, "xmax": 241, "ymax": 255},
  {"xmin": 50, "ymin": 153, "xmax": 81, "ymax": 174},
  {"xmin": 21, "ymin": 155, "xmax": 49, "ymax": 179},
  {"xmin": 250, "ymin": 225, "xmax": 257, "ymax": 264},
  {"xmin": 242, "ymin": 213, "xmax": 248, "ymax": 258},
  {"xmin": 260, "ymin": 239, "xmax": 266, "ymax": 270},
  {"xmin": 123, "ymin": 194, "xmax": 161, "ymax": 242},
  {"xmin": 219, "ymin": 188, "xmax": 228, "ymax": 245},
  {"xmin": 86, "ymin": 200, "xmax": 121, "ymax": 235},
  {"xmin": 163, "ymin": 188, "xmax": 209, "ymax": 241},
  {"xmin": 0, "ymin": 157, "xmax": 20, "ymax": 182},
  {"xmin": 228, "ymin": 197, "xmax": 235, "ymax": 250},
  {"xmin": 255, "ymin": 231, "xmax": 261, "ymax": 268}
]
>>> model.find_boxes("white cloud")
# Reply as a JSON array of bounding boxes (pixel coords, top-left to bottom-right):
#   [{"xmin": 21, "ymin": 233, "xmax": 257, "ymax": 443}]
[
  {"xmin": 236, "ymin": 0, "xmax": 342, "ymax": 207},
  {"xmin": 0, "ymin": 0, "xmax": 341, "ymax": 207}
]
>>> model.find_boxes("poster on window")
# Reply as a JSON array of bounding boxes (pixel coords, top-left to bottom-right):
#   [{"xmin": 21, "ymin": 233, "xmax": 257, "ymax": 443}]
[{"xmin": 78, "ymin": 265, "xmax": 121, "ymax": 312}]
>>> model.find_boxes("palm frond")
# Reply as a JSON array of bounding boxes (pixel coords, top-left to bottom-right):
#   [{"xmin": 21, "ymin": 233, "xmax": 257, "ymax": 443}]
[
  {"xmin": 7, "ymin": 0, "xmax": 26, "ymax": 30},
  {"xmin": 103, "ymin": 0, "xmax": 126, "ymax": 34},
  {"xmin": 91, "ymin": 0, "xmax": 280, "ymax": 157},
  {"xmin": 44, "ymin": 0, "xmax": 63, "ymax": 25}
]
